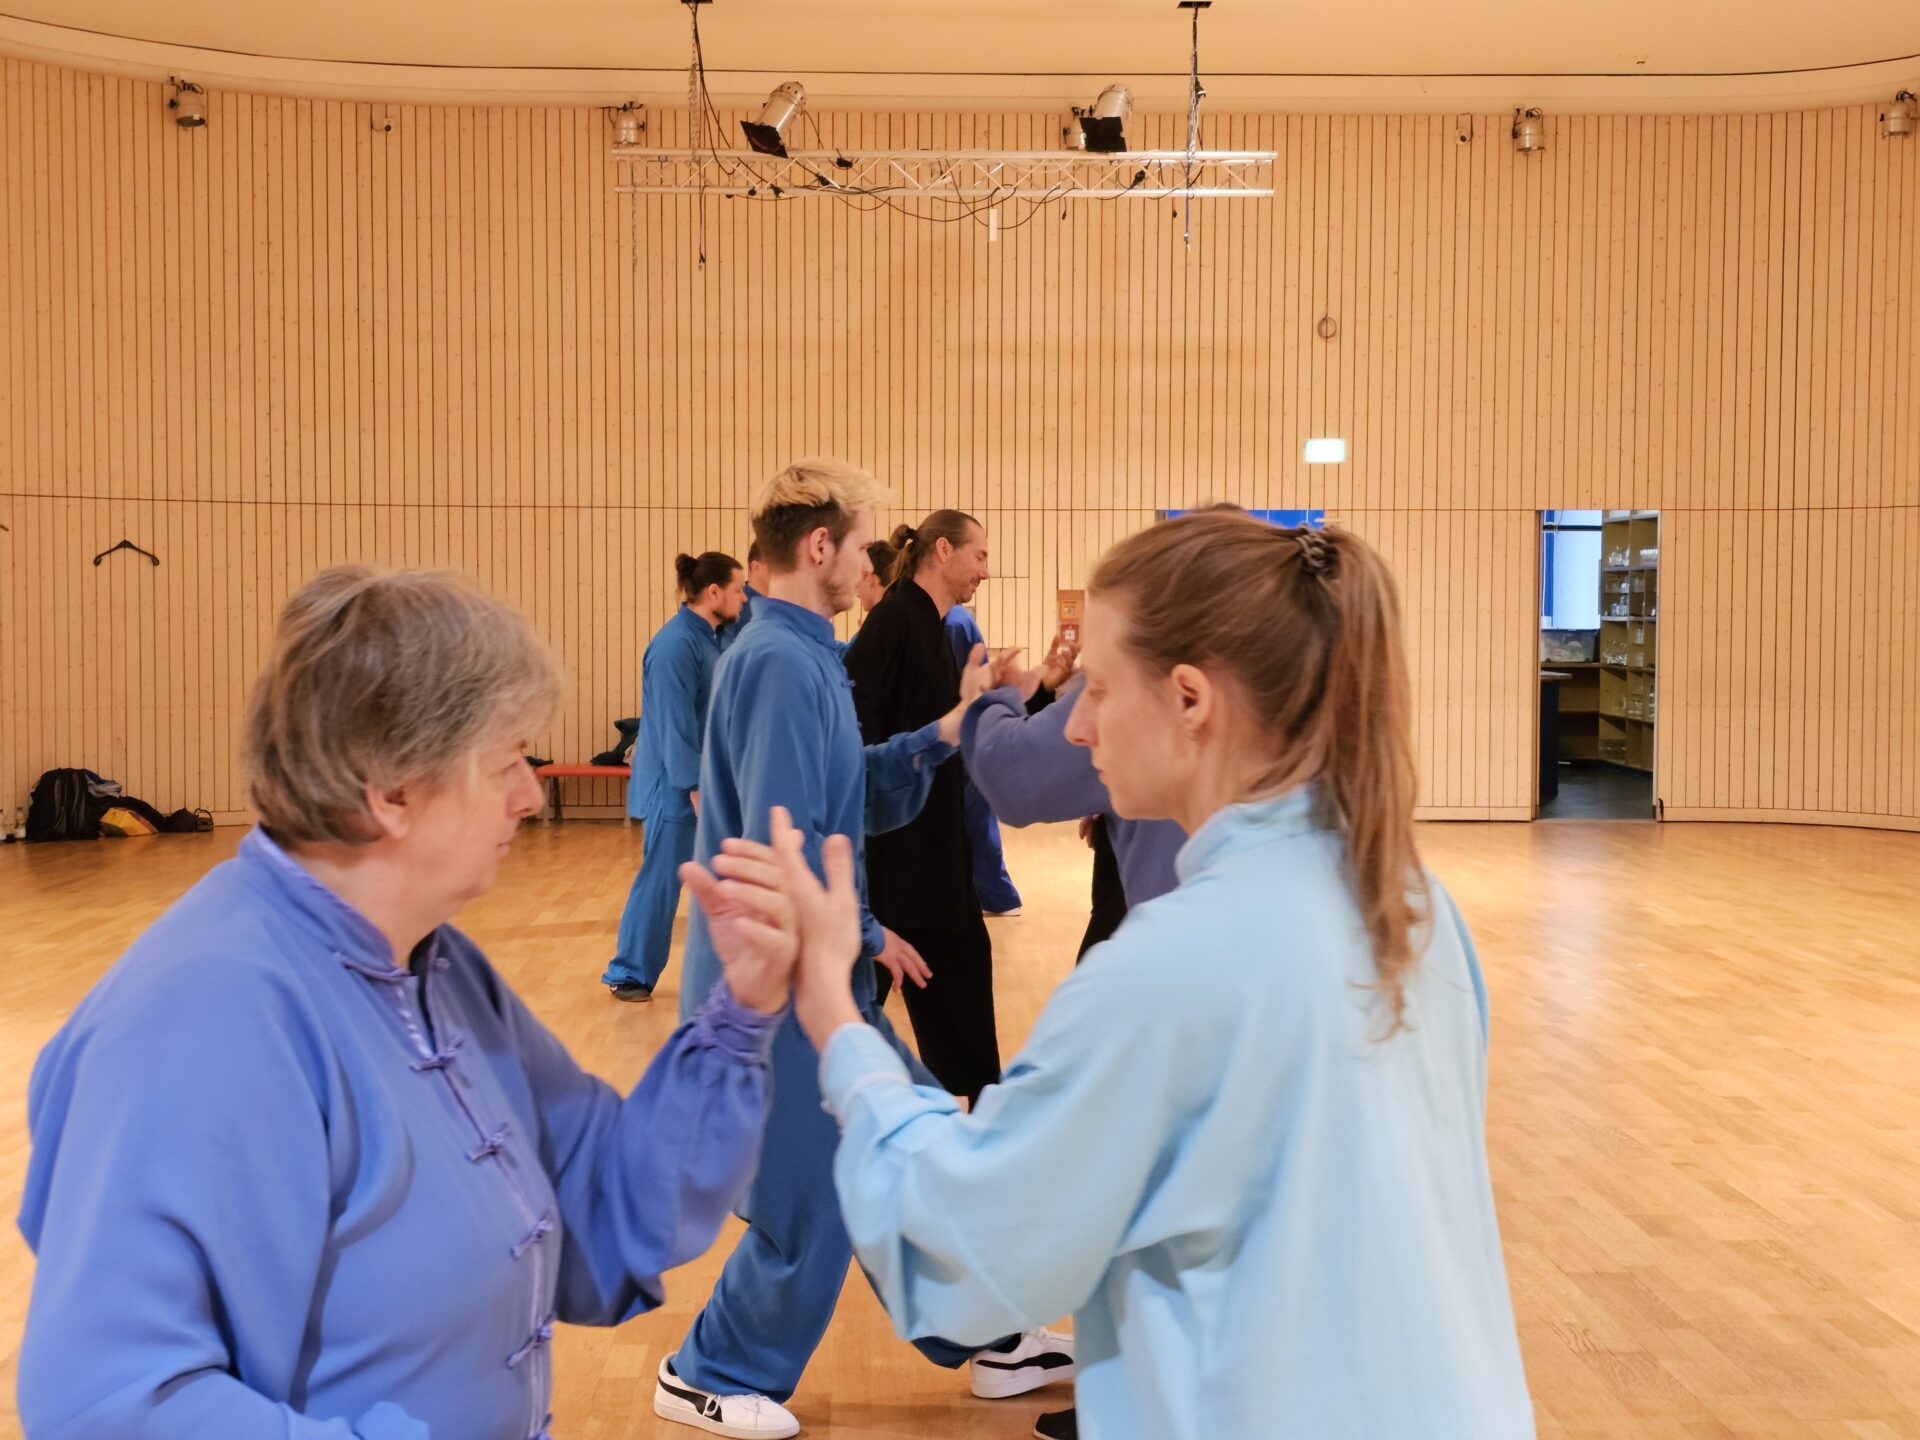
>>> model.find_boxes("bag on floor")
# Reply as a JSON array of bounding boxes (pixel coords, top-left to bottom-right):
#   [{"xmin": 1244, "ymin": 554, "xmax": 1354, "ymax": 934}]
[
  {"xmin": 25, "ymin": 768, "xmax": 113, "ymax": 842},
  {"xmin": 25, "ymin": 769, "xmax": 213, "ymax": 842},
  {"xmin": 98, "ymin": 805, "xmax": 160, "ymax": 838}
]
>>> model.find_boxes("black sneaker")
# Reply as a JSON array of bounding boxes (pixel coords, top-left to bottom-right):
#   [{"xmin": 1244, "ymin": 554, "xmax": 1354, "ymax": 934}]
[
  {"xmin": 608, "ymin": 981, "xmax": 653, "ymax": 1003},
  {"xmin": 1033, "ymin": 1409, "xmax": 1077, "ymax": 1440}
]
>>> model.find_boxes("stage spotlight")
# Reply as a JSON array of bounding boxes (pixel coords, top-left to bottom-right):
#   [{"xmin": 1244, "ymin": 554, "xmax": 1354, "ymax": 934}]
[
  {"xmin": 168, "ymin": 78, "xmax": 207, "ymax": 130},
  {"xmin": 1078, "ymin": 85, "xmax": 1134, "ymax": 153},
  {"xmin": 1511, "ymin": 107, "xmax": 1545, "ymax": 154},
  {"xmin": 1881, "ymin": 91, "xmax": 1916, "ymax": 139},
  {"xmin": 741, "ymin": 82, "xmax": 806, "ymax": 158}
]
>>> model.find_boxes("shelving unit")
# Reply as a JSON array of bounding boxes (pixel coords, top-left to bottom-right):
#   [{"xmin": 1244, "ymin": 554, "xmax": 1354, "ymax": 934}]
[
  {"xmin": 1550, "ymin": 662, "xmax": 1602, "ymax": 762},
  {"xmin": 1596, "ymin": 511, "xmax": 1658, "ymax": 772}
]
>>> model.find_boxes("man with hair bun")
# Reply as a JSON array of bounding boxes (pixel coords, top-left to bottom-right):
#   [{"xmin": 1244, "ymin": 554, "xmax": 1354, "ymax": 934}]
[
  {"xmin": 602, "ymin": 550, "xmax": 744, "ymax": 1001},
  {"xmin": 844, "ymin": 509, "xmax": 1007, "ymax": 1103}
]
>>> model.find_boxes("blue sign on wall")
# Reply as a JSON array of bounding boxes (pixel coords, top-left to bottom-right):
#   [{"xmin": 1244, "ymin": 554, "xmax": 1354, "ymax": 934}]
[{"xmin": 1161, "ymin": 507, "xmax": 1326, "ymax": 528}]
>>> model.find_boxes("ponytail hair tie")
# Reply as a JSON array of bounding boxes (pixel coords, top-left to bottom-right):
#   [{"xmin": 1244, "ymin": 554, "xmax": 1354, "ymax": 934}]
[{"xmin": 1294, "ymin": 529, "xmax": 1334, "ymax": 578}]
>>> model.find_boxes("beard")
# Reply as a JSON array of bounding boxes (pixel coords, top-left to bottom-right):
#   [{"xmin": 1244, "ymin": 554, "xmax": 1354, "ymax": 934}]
[{"xmin": 823, "ymin": 572, "xmax": 858, "ymax": 616}]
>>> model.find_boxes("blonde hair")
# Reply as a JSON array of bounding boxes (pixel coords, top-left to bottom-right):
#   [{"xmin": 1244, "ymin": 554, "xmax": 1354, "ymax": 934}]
[
  {"xmin": 243, "ymin": 567, "xmax": 562, "ymax": 845},
  {"xmin": 750, "ymin": 458, "xmax": 892, "ymax": 569},
  {"xmin": 1089, "ymin": 513, "xmax": 1428, "ymax": 1033}
]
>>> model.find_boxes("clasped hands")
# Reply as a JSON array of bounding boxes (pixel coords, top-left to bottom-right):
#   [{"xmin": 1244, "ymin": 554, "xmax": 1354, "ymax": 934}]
[
  {"xmin": 961, "ymin": 630, "xmax": 1079, "ymax": 707},
  {"xmin": 688, "ymin": 634, "xmax": 1080, "ymax": 1033},
  {"xmin": 677, "ymin": 807, "xmax": 868, "ymax": 1048}
]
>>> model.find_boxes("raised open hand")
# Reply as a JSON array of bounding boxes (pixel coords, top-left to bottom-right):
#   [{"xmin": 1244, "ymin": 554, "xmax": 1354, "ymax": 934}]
[{"xmin": 676, "ymin": 839, "xmax": 799, "ymax": 1015}]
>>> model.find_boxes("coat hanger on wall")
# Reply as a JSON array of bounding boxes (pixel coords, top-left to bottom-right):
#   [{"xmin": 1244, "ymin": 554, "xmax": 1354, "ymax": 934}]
[{"xmin": 92, "ymin": 538, "xmax": 160, "ymax": 567}]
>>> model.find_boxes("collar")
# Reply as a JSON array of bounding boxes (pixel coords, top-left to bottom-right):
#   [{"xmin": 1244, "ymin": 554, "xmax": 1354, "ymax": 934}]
[
  {"xmin": 236, "ymin": 827, "xmax": 436, "ymax": 980},
  {"xmin": 748, "ymin": 592, "xmax": 840, "ymax": 649},
  {"xmin": 1174, "ymin": 786, "xmax": 1324, "ymax": 884},
  {"xmin": 674, "ymin": 603, "xmax": 722, "ymax": 646},
  {"xmin": 896, "ymin": 577, "xmax": 944, "ymax": 626}
]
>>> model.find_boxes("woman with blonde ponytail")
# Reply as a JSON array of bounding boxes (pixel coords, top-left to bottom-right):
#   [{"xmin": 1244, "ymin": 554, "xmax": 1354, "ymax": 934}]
[{"xmin": 690, "ymin": 510, "xmax": 1535, "ymax": 1439}]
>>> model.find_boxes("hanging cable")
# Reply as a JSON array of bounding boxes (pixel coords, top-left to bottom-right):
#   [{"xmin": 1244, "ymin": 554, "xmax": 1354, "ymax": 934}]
[
  {"xmin": 1182, "ymin": 1, "xmax": 1208, "ymax": 247},
  {"xmin": 687, "ymin": 3, "xmax": 707, "ymax": 264}
]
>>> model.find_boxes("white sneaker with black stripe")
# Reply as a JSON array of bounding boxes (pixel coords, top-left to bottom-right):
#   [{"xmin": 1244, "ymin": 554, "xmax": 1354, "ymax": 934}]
[
  {"xmin": 968, "ymin": 1326, "xmax": 1077, "ymax": 1399},
  {"xmin": 653, "ymin": 1357, "xmax": 800, "ymax": 1438}
]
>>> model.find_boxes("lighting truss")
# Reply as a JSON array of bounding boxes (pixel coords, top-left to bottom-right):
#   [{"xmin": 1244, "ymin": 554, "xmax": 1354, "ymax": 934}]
[{"xmin": 611, "ymin": 147, "xmax": 1275, "ymax": 200}]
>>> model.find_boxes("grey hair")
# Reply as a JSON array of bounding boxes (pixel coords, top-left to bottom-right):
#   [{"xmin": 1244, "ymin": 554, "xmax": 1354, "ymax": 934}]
[{"xmin": 243, "ymin": 567, "xmax": 563, "ymax": 845}]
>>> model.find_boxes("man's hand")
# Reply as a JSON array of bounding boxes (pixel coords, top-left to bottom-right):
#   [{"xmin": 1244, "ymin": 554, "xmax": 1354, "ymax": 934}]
[
  {"xmin": 690, "ymin": 789, "xmax": 701, "ymax": 817},
  {"xmin": 876, "ymin": 926, "xmax": 932, "ymax": 991},
  {"xmin": 1037, "ymin": 631, "xmax": 1080, "ymax": 691},
  {"xmin": 941, "ymin": 644, "xmax": 997, "ymax": 743}
]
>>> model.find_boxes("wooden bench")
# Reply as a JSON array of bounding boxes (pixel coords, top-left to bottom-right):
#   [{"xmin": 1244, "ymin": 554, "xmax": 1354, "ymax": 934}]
[{"xmin": 531, "ymin": 763, "xmax": 630, "ymax": 823}]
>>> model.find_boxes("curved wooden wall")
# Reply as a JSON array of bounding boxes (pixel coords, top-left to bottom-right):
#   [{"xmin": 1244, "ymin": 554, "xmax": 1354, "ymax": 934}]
[{"xmin": 1, "ymin": 58, "xmax": 1915, "ymax": 827}]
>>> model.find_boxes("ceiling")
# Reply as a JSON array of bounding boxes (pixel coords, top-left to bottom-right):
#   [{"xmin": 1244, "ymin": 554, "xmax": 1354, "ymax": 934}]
[{"xmin": 3, "ymin": 0, "xmax": 1917, "ymax": 112}]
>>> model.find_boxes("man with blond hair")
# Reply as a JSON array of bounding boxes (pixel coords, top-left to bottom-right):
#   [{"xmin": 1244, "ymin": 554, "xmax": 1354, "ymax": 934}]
[{"xmin": 654, "ymin": 459, "xmax": 1075, "ymax": 1438}]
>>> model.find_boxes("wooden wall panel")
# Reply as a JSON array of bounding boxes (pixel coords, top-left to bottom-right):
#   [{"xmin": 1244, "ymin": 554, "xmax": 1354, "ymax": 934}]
[{"xmin": 1, "ymin": 59, "xmax": 1916, "ymax": 827}]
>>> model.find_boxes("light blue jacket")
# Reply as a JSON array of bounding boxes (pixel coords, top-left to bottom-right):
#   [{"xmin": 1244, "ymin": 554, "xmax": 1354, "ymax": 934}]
[{"xmin": 821, "ymin": 789, "xmax": 1535, "ymax": 1440}]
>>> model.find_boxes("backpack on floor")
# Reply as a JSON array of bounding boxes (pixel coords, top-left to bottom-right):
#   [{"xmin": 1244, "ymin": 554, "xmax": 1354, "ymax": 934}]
[
  {"xmin": 23, "ymin": 769, "xmax": 211, "ymax": 842},
  {"xmin": 25, "ymin": 768, "xmax": 112, "ymax": 842}
]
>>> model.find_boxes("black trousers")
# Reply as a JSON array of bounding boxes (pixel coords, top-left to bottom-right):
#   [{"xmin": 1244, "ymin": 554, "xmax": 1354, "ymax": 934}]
[
  {"xmin": 873, "ymin": 909, "xmax": 1000, "ymax": 1106},
  {"xmin": 1076, "ymin": 815, "xmax": 1129, "ymax": 962}
]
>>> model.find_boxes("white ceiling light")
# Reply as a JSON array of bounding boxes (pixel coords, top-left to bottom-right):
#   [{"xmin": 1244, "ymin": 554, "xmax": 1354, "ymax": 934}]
[
  {"xmin": 1881, "ymin": 91, "xmax": 1917, "ymax": 138},
  {"xmin": 1303, "ymin": 438, "xmax": 1348, "ymax": 464},
  {"xmin": 168, "ymin": 77, "xmax": 207, "ymax": 129},
  {"xmin": 1511, "ymin": 106, "xmax": 1545, "ymax": 153},
  {"xmin": 608, "ymin": 102, "xmax": 645, "ymax": 147}
]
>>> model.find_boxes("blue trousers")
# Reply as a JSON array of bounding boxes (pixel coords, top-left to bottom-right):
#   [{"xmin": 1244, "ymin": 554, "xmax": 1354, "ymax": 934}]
[
  {"xmin": 602, "ymin": 813, "xmax": 697, "ymax": 989},
  {"xmin": 674, "ymin": 1007, "xmax": 985, "ymax": 1402},
  {"xmin": 965, "ymin": 780, "xmax": 1021, "ymax": 913}
]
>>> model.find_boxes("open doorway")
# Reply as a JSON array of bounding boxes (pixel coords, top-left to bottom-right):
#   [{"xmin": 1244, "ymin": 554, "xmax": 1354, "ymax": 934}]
[{"xmin": 1537, "ymin": 510, "xmax": 1657, "ymax": 820}]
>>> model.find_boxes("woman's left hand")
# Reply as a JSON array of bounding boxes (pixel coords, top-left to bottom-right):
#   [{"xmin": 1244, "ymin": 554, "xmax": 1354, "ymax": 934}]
[{"xmin": 678, "ymin": 842, "xmax": 800, "ymax": 1014}]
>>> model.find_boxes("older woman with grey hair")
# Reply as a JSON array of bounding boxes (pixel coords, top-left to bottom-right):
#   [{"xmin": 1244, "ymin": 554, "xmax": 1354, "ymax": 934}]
[{"xmin": 16, "ymin": 567, "xmax": 796, "ymax": 1440}]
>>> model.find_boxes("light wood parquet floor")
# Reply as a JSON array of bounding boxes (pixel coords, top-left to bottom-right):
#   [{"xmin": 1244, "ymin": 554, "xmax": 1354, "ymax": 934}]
[{"xmin": 2, "ymin": 817, "xmax": 1917, "ymax": 1439}]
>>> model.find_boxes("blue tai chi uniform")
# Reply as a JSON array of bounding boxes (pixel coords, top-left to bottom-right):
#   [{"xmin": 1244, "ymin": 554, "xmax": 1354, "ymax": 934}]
[
  {"xmin": 17, "ymin": 827, "xmax": 780, "ymax": 1440},
  {"xmin": 605, "ymin": 604, "xmax": 723, "ymax": 991},
  {"xmin": 671, "ymin": 594, "xmax": 994, "ymax": 1402},
  {"xmin": 717, "ymin": 583, "xmax": 761, "ymax": 652},
  {"xmin": 942, "ymin": 605, "xmax": 1022, "ymax": 913}
]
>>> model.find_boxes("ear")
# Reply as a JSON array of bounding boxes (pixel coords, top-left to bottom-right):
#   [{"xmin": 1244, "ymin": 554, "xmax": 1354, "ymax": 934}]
[
  {"xmin": 1167, "ymin": 662, "xmax": 1215, "ymax": 740},
  {"xmin": 805, "ymin": 526, "xmax": 833, "ymax": 567},
  {"xmin": 362, "ymin": 780, "xmax": 414, "ymax": 841}
]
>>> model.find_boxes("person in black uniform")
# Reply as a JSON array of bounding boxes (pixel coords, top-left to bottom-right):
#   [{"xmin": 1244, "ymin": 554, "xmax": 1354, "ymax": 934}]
[{"xmin": 842, "ymin": 509, "xmax": 999, "ymax": 1104}]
